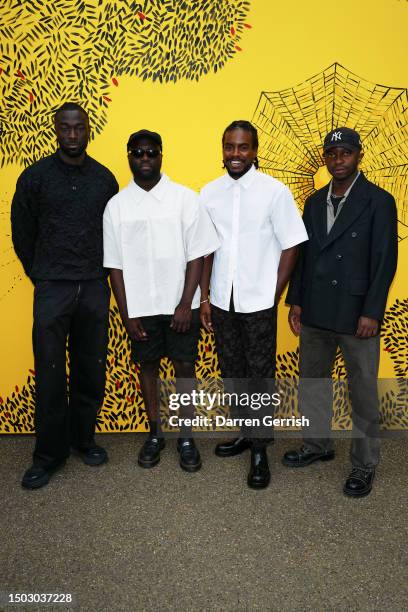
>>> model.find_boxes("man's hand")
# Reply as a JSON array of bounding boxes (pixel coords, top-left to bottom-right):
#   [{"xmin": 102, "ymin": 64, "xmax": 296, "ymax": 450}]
[
  {"xmin": 200, "ymin": 301, "xmax": 213, "ymax": 332},
  {"xmin": 171, "ymin": 302, "xmax": 192, "ymax": 333},
  {"xmin": 356, "ymin": 316, "xmax": 379, "ymax": 338},
  {"xmin": 288, "ymin": 304, "xmax": 302, "ymax": 335},
  {"xmin": 126, "ymin": 317, "xmax": 148, "ymax": 341}
]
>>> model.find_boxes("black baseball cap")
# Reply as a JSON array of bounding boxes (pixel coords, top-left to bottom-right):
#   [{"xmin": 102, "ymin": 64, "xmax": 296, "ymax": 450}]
[
  {"xmin": 127, "ymin": 129, "xmax": 162, "ymax": 150},
  {"xmin": 323, "ymin": 127, "xmax": 362, "ymax": 152}
]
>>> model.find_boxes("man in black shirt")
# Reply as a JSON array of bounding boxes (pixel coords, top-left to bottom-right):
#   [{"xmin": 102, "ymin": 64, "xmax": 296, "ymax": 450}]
[{"xmin": 11, "ymin": 102, "xmax": 119, "ymax": 489}]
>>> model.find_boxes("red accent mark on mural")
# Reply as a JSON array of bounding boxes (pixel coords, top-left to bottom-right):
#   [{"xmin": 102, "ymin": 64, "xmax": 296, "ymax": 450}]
[
  {"xmin": 244, "ymin": 23, "xmax": 252, "ymax": 29},
  {"xmin": 29, "ymin": 92, "xmax": 34, "ymax": 103},
  {"xmin": 115, "ymin": 380, "xmax": 120, "ymax": 390},
  {"xmin": 103, "ymin": 96, "xmax": 112, "ymax": 102},
  {"xmin": 5, "ymin": 412, "xmax": 10, "ymax": 419},
  {"xmin": 17, "ymin": 70, "xmax": 25, "ymax": 80},
  {"xmin": 129, "ymin": 374, "xmax": 135, "ymax": 382},
  {"xmin": 205, "ymin": 345, "xmax": 210, "ymax": 352},
  {"xmin": 136, "ymin": 383, "xmax": 141, "ymax": 391},
  {"xmin": 112, "ymin": 78, "xmax": 119, "ymax": 87},
  {"xmin": 29, "ymin": 369, "xmax": 35, "ymax": 375},
  {"xmin": 384, "ymin": 347, "xmax": 391, "ymax": 352},
  {"xmin": 235, "ymin": 45, "xmax": 242, "ymax": 51},
  {"xmin": 230, "ymin": 26, "xmax": 235, "ymax": 36},
  {"xmin": 111, "ymin": 358, "xmax": 115, "ymax": 365},
  {"xmin": 138, "ymin": 11, "xmax": 146, "ymax": 21},
  {"xmin": 15, "ymin": 385, "xmax": 19, "ymax": 392},
  {"xmin": 0, "ymin": 397, "xmax": 3, "ymax": 404},
  {"xmin": 0, "ymin": 68, "xmax": 3, "ymax": 75}
]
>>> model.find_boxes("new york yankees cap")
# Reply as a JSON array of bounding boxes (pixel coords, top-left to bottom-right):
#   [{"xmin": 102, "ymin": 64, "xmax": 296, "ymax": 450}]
[
  {"xmin": 127, "ymin": 129, "xmax": 162, "ymax": 150},
  {"xmin": 323, "ymin": 127, "xmax": 362, "ymax": 152}
]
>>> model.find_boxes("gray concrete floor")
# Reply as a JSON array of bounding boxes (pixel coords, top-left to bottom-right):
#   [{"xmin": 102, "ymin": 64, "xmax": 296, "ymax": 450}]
[{"xmin": 1, "ymin": 435, "xmax": 407, "ymax": 612}]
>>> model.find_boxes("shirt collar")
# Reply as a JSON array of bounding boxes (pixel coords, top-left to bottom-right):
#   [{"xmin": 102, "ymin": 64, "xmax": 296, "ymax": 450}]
[
  {"xmin": 327, "ymin": 170, "xmax": 360, "ymax": 204},
  {"xmin": 129, "ymin": 173, "xmax": 170, "ymax": 202},
  {"xmin": 52, "ymin": 150, "xmax": 90, "ymax": 173},
  {"xmin": 224, "ymin": 164, "xmax": 257, "ymax": 190}
]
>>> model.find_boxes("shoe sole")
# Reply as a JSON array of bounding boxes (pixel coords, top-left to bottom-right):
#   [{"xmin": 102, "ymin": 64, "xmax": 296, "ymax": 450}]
[
  {"xmin": 71, "ymin": 448, "xmax": 108, "ymax": 466},
  {"xmin": 180, "ymin": 460, "xmax": 202, "ymax": 473},
  {"xmin": 282, "ymin": 453, "xmax": 335, "ymax": 468},
  {"xmin": 138, "ymin": 455, "xmax": 161, "ymax": 468},
  {"xmin": 215, "ymin": 446, "xmax": 251, "ymax": 457},
  {"xmin": 247, "ymin": 477, "xmax": 271, "ymax": 489},
  {"xmin": 343, "ymin": 486, "xmax": 372, "ymax": 497},
  {"xmin": 82, "ymin": 455, "xmax": 108, "ymax": 466},
  {"xmin": 22, "ymin": 474, "xmax": 51, "ymax": 490}
]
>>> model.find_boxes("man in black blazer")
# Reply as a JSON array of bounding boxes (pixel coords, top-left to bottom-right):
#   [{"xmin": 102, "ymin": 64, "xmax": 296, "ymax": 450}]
[{"xmin": 282, "ymin": 127, "xmax": 398, "ymax": 497}]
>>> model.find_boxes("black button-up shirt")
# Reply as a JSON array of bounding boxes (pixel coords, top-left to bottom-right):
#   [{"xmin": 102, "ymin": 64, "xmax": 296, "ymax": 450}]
[{"xmin": 11, "ymin": 152, "xmax": 118, "ymax": 280}]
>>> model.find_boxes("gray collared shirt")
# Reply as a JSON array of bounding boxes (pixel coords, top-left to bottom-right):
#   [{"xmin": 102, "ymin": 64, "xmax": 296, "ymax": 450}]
[{"xmin": 326, "ymin": 171, "xmax": 360, "ymax": 233}]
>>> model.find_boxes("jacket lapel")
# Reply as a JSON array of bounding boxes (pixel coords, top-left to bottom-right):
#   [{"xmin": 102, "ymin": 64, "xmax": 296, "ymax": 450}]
[{"xmin": 322, "ymin": 173, "xmax": 370, "ymax": 249}]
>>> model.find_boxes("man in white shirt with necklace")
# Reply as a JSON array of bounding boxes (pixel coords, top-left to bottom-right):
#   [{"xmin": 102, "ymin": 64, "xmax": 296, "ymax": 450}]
[
  {"xmin": 103, "ymin": 130, "xmax": 219, "ymax": 472},
  {"xmin": 200, "ymin": 120, "xmax": 308, "ymax": 489}
]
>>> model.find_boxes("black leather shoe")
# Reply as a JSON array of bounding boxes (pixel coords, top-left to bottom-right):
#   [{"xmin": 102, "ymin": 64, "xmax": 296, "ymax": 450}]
[
  {"xmin": 138, "ymin": 436, "xmax": 165, "ymax": 468},
  {"xmin": 21, "ymin": 462, "xmax": 65, "ymax": 490},
  {"xmin": 73, "ymin": 445, "xmax": 108, "ymax": 466},
  {"xmin": 177, "ymin": 438, "xmax": 201, "ymax": 472},
  {"xmin": 248, "ymin": 445, "xmax": 270, "ymax": 489},
  {"xmin": 215, "ymin": 437, "xmax": 252, "ymax": 457},
  {"xmin": 282, "ymin": 445, "xmax": 335, "ymax": 467},
  {"xmin": 343, "ymin": 467, "xmax": 375, "ymax": 497}
]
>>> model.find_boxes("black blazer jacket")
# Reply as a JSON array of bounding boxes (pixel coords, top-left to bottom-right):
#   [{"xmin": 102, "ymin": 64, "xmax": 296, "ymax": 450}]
[{"xmin": 286, "ymin": 173, "xmax": 398, "ymax": 334}]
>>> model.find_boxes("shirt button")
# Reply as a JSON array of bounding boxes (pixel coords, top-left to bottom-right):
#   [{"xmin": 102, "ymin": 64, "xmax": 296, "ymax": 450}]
[
  {"xmin": 351, "ymin": 231, "xmax": 357, "ymax": 238},
  {"xmin": 331, "ymin": 280, "xmax": 338, "ymax": 286},
  {"xmin": 336, "ymin": 254, "xmax": 343, "ymax": 260}
]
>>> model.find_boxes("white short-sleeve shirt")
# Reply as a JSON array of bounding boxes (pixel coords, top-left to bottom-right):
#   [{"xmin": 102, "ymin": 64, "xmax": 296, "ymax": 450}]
[
  {"xmin": 103, "ymin": 174, "xmax": 220, "ymax": 317},
  {"xmin": 199, "ymin": 165, "xmax": 308, "ymax": 313}
]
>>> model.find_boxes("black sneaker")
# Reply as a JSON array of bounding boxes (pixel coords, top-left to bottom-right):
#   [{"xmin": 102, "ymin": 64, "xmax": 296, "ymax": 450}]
[
  {"xmin": 138, "ymin": 436, "xmax": 165, "ymax": 468},
  {"xmin": 282, "ymin": 445, "xmax": 335, "ymax": 467},
  {"xmin": 21, "ymin": 461, "xmax": 65, "ymax": 490},
  {"xmin": 73, "ymin": 445, "xmax": 108, "ymax": 466},
  {"xmin": 177, "ymin": 438, "xmax": 202, "ymax": 472},
  {"xmin": 215, "ymin": 437, "xmax": 252, "ymax": 457},
  {"xmin": 343, "ymin": 467, "xmax": 375, "ymax": 497}
]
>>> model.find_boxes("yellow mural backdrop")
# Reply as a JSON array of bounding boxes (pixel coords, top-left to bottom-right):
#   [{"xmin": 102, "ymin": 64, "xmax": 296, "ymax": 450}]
[{"xmin": 0, "ymin": 0, "xmax": 407, "ymax": 432}]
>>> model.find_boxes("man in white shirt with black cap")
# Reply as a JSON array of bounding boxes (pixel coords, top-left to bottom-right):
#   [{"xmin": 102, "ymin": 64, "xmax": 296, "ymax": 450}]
[
  {"xmin": 103, "ymin": 129, "xmax": 220, "ymax": 472},
  {"xmin": 199, "ymin": 120, "xmax": 308, "ymax": 489}
]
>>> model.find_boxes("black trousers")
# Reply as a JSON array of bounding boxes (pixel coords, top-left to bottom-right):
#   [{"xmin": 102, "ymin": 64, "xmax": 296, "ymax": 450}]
[
  {"xmin": 32, "ymin": 279, "xmax": 110, "ymax": 468},
  {"xmin": 211, "ymin": 304, "xmax": 277, "ymax": 379},
  {"xmin": 212, "ymin": 301, "xmax": 277, "ymax": 443}
]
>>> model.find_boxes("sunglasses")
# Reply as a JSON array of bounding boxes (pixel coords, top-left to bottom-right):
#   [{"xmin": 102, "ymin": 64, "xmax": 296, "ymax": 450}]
[{"xmin": 128, "ymin": 148, "xmax": 161, "ymax": 159}]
